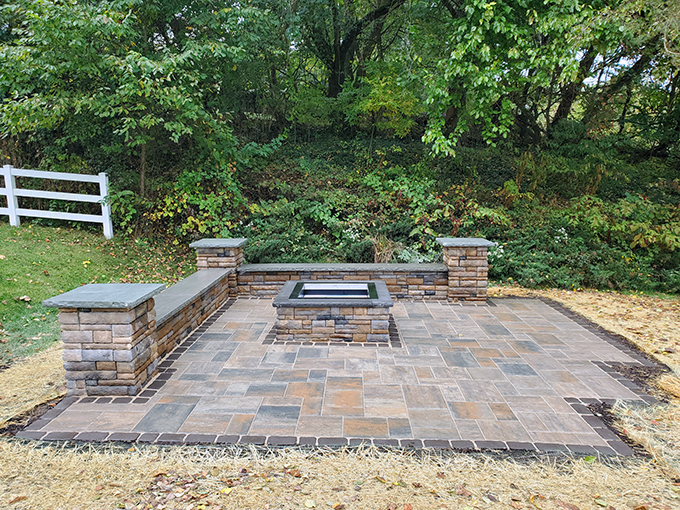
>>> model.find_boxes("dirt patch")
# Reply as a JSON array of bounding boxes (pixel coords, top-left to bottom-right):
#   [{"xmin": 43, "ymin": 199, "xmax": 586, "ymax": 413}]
[
  {"xmin": 609, "ymin": 364, "xmax": 671, "ymax": 402},
  {"xmin": 0, "ymin": 398, "xmax": 62, "ymax": 437}
]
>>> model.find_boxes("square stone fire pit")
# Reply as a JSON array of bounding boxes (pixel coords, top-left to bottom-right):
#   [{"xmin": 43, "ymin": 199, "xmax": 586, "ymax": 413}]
[{"xmin": 273, "ymin": 280, "xmax": 393, "ymax": 342}]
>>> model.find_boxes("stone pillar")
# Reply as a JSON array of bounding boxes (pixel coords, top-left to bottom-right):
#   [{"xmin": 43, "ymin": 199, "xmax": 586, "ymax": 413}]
[
  {"xmin": 436, "ymin": 238, "xmax": 495, "ymax": 303},
  {"xmin": 43, "ymin": 283, "xmax": 165, "ymax": 397},
  {"xmin": 190, "ymin": 238, "xmax": 247, "ymax": 296}
]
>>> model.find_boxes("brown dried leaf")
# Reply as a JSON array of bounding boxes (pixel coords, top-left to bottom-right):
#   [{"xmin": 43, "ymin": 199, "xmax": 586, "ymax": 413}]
[
  {"xmin": 455, "ymin": 485, "xmax": 472, "ymax": 497},
  {"xmin": 8, "ymin": 496, "xmax": 27, "ymax": 504},
  {"xmin": 557, "ymin": 501, "xmax": 580, "ymax": 510}
]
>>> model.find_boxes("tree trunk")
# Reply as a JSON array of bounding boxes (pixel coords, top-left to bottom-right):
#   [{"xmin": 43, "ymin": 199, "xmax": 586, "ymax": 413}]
[
  {"xmin": 139, "ymin": 143, "xmax": 146, "ymax": 198},
  {"xmin": 321, "ymin": 0, "xmax": 405, "ymax": 97},
  {"xmin": 550, "ymin": 47, "xmax": 596, "ymax": 129},
  {"xmin": 582, "ymin": 37, "xmax": 661, "ymax": 126}
]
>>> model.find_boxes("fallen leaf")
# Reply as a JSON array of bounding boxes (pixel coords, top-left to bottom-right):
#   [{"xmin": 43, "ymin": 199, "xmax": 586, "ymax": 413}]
[
  {"xmin": 510, "ymin": 503, "xmax": 524, "ymax": 509},
  {"xmin": 486, "ymin": 493, "xmax": 499, "ymax": 502},
  {"xmin": 404, "ymin": 505, "xmax": 413, "ymax": 510},
  {"xmin": 455, "ymin": 486, "xmax": 472, "ymax": 497},
  {"xmin": 8, "ymin": 496, "xmax": 27, "ymax": 504},
  {"xmin": 583, "ymin": 456, "xmax": 597, "ymax": 463},
  {"xmin": 633, "ymin": 505, "xmax": 649, "ymax": 510},
  {"xmin": 557, "ymin": 501, "xmax": 580, "ymax": 510},
  {"xmin": 220, "ymin": 488, "xmax": 233, "ymax": 495},
  {"xmin": 376, "ymin": 476, "xmax": 387, "ymax": 483},
  {"xmin": 412, "ymin": 482, "xmax": 423, "ymax": 488},
  {"xmin": 332, "ymin": 504, "xmax": 345, "ymax": 510},
  {"xmin": 594, "ymin": 498, "xmax": 607, "ymax": 507},
  {"xmin": 304, "ymin": 500, "xmax": 316, "ymax": 508},
  {"xmin": 436, "ymin": 472, "xmax": 446, "ymax": 478},
  {"xmin": 530, "ymin": 494, "xmax": 545, "ymax": 509}
]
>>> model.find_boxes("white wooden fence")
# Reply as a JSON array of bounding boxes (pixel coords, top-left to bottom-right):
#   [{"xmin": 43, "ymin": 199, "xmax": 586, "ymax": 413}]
[{"xmin": 0, "ymin": 165, "xmax": 113, "ymax": 239}]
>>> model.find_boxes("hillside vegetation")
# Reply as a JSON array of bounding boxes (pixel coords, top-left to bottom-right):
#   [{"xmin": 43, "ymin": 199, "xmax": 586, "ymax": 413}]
[{"xmin": 0, "ymin": 0, "xmax": 678, "ymax": 294}]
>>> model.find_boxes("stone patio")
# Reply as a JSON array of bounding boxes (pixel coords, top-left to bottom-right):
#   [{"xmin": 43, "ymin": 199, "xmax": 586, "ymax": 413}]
[{"xmin": 20, "ymin": 297, "xmax": 658, "ymax": 455}]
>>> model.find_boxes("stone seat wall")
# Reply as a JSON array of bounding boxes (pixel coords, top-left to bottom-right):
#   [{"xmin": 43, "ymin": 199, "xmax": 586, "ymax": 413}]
[
  {"xmin": 238, "ymin": 263, "xmax": 448, "ymax": 300},
  {"xmin": 154, "ymin": 268, "xmax": 231, "ymax": 357}
]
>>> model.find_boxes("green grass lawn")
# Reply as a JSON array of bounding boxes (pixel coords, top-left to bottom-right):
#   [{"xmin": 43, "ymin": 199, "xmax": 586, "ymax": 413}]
[{"xmin": 0, "ymin": 221, "xmax": 195, "ymax": 366}]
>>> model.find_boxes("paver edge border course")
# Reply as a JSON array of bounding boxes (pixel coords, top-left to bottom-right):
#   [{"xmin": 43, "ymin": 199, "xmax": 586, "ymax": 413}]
[{"xmin": 11, "ymin": 432, "xmax": 634, "ymax": 459}]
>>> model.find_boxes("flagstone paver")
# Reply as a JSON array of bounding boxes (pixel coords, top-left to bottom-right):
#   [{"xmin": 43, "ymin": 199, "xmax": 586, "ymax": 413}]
[{"xmin": 30, "ymin": 297, "xmax": 658, "ymax": 454}]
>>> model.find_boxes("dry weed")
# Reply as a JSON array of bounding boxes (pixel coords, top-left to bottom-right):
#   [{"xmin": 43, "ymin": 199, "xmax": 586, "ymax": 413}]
[
  {"xmin": 657, "ymin": 374, "xmax": 680, "ymax": 400},
  {"xmin": 371, "ymin": 234, "xmax": 402, "ymax": 263},
  {"xmin": 0, "ymin": 345, "xmax": 65, "ymax": 428}
]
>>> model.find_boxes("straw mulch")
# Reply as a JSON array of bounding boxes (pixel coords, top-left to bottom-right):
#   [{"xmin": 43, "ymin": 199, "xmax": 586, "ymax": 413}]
[
  {"xmin": 613, "ymin": 400, "xmax": 680, "ymax": 482},
  {"xmin": 1, "ymin": 441, "xmax": 679, "ymax": 510},
  {"xmin": 0, "ymin": 345, "xmax": 65, "ymax": 429}
]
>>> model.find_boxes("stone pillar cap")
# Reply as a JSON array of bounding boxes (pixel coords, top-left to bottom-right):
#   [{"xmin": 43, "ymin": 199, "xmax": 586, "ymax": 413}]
[
  {"xmin": 436, "ymin": 237, "xmax": 496, "ymax": 247},
  {"xmin": 43, "ymin": 283, "xmax": 166, "ymax": 309},
  {"xmin": 189, "ymin": 238, "xmax": 248, "ymax": 249}
]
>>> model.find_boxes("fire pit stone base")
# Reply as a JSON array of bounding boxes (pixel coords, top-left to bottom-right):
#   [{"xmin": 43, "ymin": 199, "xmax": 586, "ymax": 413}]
[{"xmin": 273, "ymin": 280, "xmax": 393, "ymax": 343}]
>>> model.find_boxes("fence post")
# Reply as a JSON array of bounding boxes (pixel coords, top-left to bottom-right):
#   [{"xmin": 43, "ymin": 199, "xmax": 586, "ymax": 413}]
[
  {"xmin": 3, "ymin": 165, "xmax": 21, "ymax": 227},
  {"xmin": 99, "ymin": 172, "xmax": 113, "ymax": 239}
]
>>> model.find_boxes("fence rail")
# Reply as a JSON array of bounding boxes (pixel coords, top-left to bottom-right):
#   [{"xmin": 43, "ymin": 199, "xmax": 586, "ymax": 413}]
[{"xmin": 0, "ymin": 165, "xmax": 113, "ymax": 239}]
